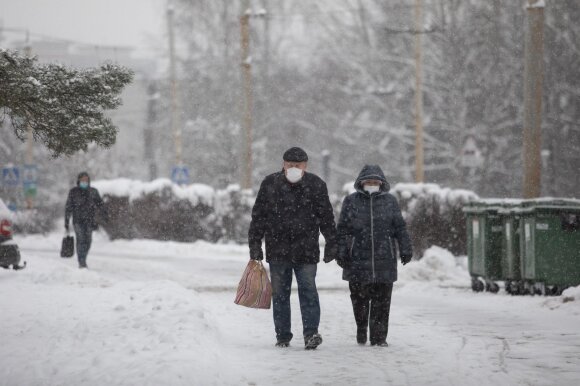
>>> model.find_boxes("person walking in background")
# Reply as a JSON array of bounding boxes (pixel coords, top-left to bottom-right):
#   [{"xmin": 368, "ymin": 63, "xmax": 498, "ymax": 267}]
[
  {"xmin": 65, "ymin": 172, "xmax": 106, "ymax": 269},
  {"xmin": 248, "ymin": 147, "xmax": 338, "ymax": 349},
  {"xmin": 336, "ymin": 165, "xmax": 413, "ymax": 347}
]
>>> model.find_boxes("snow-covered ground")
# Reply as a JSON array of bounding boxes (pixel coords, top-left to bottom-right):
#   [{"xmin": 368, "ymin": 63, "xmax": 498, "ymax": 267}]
[{"xmin": 1, "ymin": 232, "xmax": 579, "ymax": 386}]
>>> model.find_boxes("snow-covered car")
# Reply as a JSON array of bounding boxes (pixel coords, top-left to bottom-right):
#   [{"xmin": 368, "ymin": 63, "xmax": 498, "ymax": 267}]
[{"xmin": 0, "ymin": 198, "xmax": 25, "ymax": 270}]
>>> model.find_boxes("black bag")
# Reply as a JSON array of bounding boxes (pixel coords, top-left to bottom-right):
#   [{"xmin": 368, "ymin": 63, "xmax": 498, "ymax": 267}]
[{"xmin": 60, "ymin": 235, "xmax": 75, "ymax": 258}]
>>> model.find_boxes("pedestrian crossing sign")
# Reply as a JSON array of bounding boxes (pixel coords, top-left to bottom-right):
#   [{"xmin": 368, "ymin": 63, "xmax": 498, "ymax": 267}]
[
  {"xmin": 171, "ymin": 166, "xmax": 190, "ymax": 185},
  {"xmin": 2, "ymin": 167, "xmax": 20, "ymax": 187}
]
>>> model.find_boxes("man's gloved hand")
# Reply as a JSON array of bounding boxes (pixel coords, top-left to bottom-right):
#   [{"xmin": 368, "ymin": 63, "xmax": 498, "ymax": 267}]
[
  {"xmin": 65, "ymin": 223, "xmax": 70, "ymax": 233},
  {"xmin": 324, "ymin": 243, "xmax": 338, "ymax": 264},
  {"xmin": 336, "ymin": 258, "xmax": 348, "ymax": 269},
  {"xmin": 401, "ymin": 254, "xmax": 413, "ymax": 265},
  {"xmin": 250, "ymin": 249, "xmax": 264, "ymax": 261},
  {"xmin": 323, "ymin": 255, "xmax": 335, "ymax": 263}
]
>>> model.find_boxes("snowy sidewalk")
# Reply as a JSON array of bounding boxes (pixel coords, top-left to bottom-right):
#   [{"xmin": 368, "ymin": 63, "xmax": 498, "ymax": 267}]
[{"xmin": 1, "ymin": 233, "xmax": 579, "ymax": 386}]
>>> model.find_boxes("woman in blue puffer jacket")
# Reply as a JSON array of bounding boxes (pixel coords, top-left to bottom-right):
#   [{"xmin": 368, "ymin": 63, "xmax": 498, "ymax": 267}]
[{"xmin": 337, "ymin": 164, "xmax": 413, "ymax": 346}]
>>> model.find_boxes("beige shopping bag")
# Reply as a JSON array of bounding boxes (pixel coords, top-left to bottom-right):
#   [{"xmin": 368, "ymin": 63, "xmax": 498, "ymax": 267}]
[{"xmin": 234, "ymin": 260, "xmax": 272, "ymax": 309}]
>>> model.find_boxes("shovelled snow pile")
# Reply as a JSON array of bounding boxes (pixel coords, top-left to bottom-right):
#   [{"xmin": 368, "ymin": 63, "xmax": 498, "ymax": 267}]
[
  {"xmin": 1, "ymin": 256, "xmax": 233, "ymax": 385},
  {"xmin": 399, "ymin": 246, "xmax": 469, "ymax": 287},
  {"xmin": 543, "ymin": 285, "xmax": 580, "ymax": 310}
]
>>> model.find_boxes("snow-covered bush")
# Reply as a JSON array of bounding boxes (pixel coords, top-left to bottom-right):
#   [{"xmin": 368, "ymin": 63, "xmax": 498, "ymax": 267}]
[
  {"xmin": 11, "ymin": 206, "xmax": 59, "ymax": 235},
  {"xmin": 93, "ymin": 179, "xmax": 478, "ymax": 252},
  {"xmin": 392, "ymin": 183, "xmax": 478, "ymax": 257},
  {"xmin": 213, "ymin": 185, "xmax": 254, "ymax": 243},
  {"xmin": 94, "ymin": 179, "xmax": 215, "ymax": 242}
]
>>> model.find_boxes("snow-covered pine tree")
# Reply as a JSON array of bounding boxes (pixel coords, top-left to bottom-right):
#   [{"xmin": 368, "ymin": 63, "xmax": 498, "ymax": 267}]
[{"xmin": 0, "ymin": 49, "xmax": 133, "ymax": 157}]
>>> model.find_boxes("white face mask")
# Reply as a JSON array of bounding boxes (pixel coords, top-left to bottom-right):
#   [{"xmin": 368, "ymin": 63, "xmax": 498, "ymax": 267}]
[
  {"xmin": 285, "ymin": 167, "xmax": 303, "ymax": 183},
  {"xmin": 364, "ymin": 185, "xmax": 380, "ymax": 194}
]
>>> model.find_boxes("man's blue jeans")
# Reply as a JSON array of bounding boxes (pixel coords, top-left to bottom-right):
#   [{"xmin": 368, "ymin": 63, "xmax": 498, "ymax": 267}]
[
  {"xmin": 269, "ymin": 262, "xmax": 320, "ymax": 343},
  {"xmin": 74, "ymin": 223, "xmax": 93, "ymax": 267}
]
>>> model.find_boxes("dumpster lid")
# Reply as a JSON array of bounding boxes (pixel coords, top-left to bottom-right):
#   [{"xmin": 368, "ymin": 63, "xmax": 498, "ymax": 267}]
[
  {"xmin": 462, "ymin": 200, "xmax": 506, "ymax": 214},
  {"xmin": 513, "ymin": 197, "xmax": 580, "ymax": 213}
]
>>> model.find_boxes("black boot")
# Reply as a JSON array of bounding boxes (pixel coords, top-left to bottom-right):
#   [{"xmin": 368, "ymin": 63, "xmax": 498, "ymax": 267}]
[
  {"xmin": 304, "ymin": 333, "xmax": 323, "ymax": 350},
  {"xmin": 357, "ymin": 328, "xmax": 367, "ymax": 345}
]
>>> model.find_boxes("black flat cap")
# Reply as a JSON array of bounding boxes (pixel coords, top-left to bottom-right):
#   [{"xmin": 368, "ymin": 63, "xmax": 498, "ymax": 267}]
[{"xmin": 283, "ymin": 147, "xmax": 308, "ymax": 162}]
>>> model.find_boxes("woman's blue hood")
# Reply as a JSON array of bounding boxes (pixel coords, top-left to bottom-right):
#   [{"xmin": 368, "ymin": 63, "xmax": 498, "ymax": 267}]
[{"xmin": 354, "ymin": 164, "xmax": 390, "ymax": 194}]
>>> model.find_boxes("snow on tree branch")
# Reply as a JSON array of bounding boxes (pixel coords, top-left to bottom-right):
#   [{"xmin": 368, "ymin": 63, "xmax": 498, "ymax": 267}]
[{"xmin": 0, "ymin": 49, "xmax": 133, "ymax": 157}]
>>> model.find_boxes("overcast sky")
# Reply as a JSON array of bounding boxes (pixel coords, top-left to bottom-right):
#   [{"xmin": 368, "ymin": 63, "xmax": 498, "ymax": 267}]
[{"xmin": 1, "ymin": 0, "xmax": 166, "ymax": 56}]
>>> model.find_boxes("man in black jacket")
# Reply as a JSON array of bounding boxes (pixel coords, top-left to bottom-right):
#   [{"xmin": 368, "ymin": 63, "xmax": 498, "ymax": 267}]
[
  {"xmin": 248, "ymin": 147, "xmax": 338, "ymax": 349},
  {"xmin": 337, "ymin": 164, "xmax": 413, "ymax": 346},
  {"xmin": 65, "ymin": 172, "xmax": 105, "ymax": 269}
]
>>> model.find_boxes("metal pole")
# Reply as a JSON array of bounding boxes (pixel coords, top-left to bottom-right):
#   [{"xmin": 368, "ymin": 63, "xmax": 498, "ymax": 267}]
[
  {"xmin": 167, "ymin": 5, "xmax": 182, "ymax": 167},
  {"xmin": 145, "ymin": 82, "xmax": 158, "ymax": 181},
  {"xmin": 522, "ymin": 0, "xmax": 544, "ymax": 198},
  {"xmin": 261, "ymin": 0, "xmax": 270, "ymax": 78},
  {"xmin": 240, "ymin": 2, "xmax": 253, "ymax": 190},
  {"xmin": 414, "ymin": 0, "xmax": 424, "ymax": 183}
]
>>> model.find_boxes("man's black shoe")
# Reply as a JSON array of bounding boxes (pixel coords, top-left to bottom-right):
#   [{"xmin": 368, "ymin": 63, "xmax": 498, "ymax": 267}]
[
  {"xmin": 371, "ymin": 341, "xmax": 388, "ymax": 347},
  {"xmin": 304, "ymin": 334, "xmax": 323, "ymax": 350},
  {"xmin": 357, "ymin": 329, "xmax": 367, "ymax": 345},
  {"xmin": 275, "ymin": 341, "xmax": 290, "ymax": 348}
]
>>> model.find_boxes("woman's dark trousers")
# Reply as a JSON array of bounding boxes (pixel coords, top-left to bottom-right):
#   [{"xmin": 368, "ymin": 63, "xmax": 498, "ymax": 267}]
[{"xmin": 349, "ymin": 282, "xmax": 393, "ymax": 345}]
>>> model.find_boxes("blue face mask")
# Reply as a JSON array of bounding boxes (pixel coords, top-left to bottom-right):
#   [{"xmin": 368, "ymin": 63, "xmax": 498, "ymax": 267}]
[{"xmin": 79, "ymin": 181, "xmax": 89, "ymax": 189}]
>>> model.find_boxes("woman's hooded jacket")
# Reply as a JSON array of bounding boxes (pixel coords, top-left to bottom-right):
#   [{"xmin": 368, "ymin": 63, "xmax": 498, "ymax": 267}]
[{"xmin": 337, "ymin": 165, "xmax": 412, "ymax": 283}]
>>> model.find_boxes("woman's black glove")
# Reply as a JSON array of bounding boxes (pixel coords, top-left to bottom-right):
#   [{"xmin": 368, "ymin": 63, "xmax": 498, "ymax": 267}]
[{"xmin": 401, "ymin": 255, "xmax": 413, "ymax": 265}]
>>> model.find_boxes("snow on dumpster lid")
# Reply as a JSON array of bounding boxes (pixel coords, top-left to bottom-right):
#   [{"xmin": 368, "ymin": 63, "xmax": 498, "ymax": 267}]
[
  {"xmin": 461, "ymin": 198, "xmax": 518, "ymax": 213},
  {"xmin": 473, "ymin": 198, "xmax": 525, "ymax": 206},
  {"xmin": 524, "ymin": 197, "xmax": 580, "ymax": 205}
]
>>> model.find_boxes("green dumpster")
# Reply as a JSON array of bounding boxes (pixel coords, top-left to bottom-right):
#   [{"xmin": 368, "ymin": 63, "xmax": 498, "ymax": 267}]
[
  {"xmin": 463, "ymin": 201, "xmax": 505, "ymax": 292},
  {"xmin": 518, "ymin": 199, "xmax": 580, "ymax": 295},
  {"xmin": 498, "ymin": 201, "xmax": 525, "ymax": 294}
]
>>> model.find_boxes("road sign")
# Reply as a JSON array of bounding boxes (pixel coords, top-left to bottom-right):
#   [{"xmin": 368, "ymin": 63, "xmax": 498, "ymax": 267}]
[
  {"xmin": 22, "ymin": 164, "xmax": 38, "ymax": 184},
  {"xmin": 24, "ymin": 182, "xmax": 37, "ymax": 198},
  {"xmin": 460, "ymin": 136, "xmax": 483, "ymax": 169},
  {"xmin": 22, "ymin": 164, "xmax": 38, "ymax": 198},
  {"xmin": 1, "ymin": 167, "xmax": 20, "ymax": 187},
  {"xmin": 171, "ymin": 166, "xmax": 190, "ymax": 185}
]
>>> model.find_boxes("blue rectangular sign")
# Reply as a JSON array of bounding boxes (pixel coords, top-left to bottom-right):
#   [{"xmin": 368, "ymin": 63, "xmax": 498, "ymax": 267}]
[
  {"xmin": 2, "ymin": 167, "xmax": 20, "ymax": 187},
  {"xmin": 171, "ymin": 166, "xmax": 190, "ymax": 185}
]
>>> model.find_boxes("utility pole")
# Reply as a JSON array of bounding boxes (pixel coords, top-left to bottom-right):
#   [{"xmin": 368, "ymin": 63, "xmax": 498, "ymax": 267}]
[
  {"xmin": 240, "ymin": 0, "xmax": 253, "ymax": 190},
  {"xmin": 167, "ymin": 4, "xmax": 182, "ymax": 167},
  {"xmin": 522, "ymin": 0, "xmax": 545, "ymax": 198},
  {"xmin": 261, "ymin": 0, "xmax": 270, "ymax": 78},
  {"xmin": 414, "ymin": 0, "xmax": 424, "ymax": 183},
  {"xmin": 144, "ymin": 82, "xmax": 159, "ymax": 181}
]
